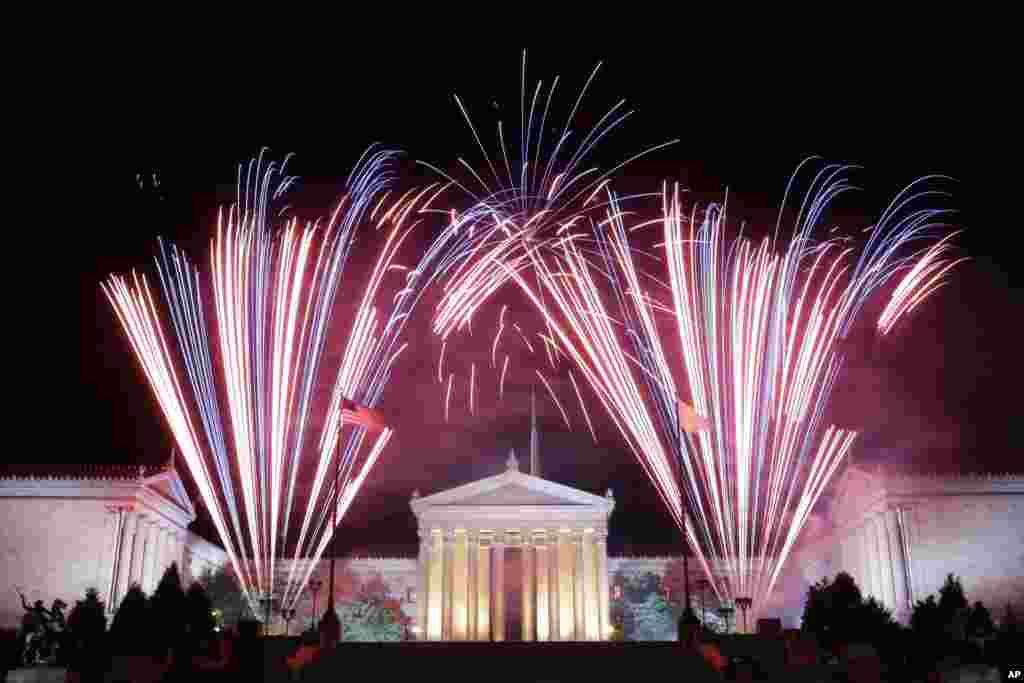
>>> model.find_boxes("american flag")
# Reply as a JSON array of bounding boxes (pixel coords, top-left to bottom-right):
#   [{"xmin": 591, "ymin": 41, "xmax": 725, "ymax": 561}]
[
  {"xmin": 340, "ymin": 398, "xmax": 388, "ymax": 434},
  {"xmin": 678, "ymin": 399, "xmax": 710, "ymax": 434}
]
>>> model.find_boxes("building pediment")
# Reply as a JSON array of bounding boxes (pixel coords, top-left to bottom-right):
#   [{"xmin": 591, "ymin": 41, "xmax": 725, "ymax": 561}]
[
  {"xmin": 411, "ymin": 468, "xmax": 615, "ymax": 530},
  {"xmin": 452, "ymin": 482, "xmax": 589, "ymax": 507},
  {"xmin": 830, "ymin": 463, "xmax": 886, "ymax": 528},
  {"xmin": 0, "ymin": 462, "xmax": 197, "ymax": 528},
  {"xmin": 144, "ymin": 469, "xmax": 196, "ymax": 519},
  {"xmin": 412, "ymin": 470, "xmax": 612, "ymax": 512}
]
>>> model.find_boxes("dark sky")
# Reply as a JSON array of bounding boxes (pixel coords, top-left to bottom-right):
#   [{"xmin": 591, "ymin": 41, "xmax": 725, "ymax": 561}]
[{"xmin": 71, "ymin": 47, "xmax": 1015, "ymax": 558}]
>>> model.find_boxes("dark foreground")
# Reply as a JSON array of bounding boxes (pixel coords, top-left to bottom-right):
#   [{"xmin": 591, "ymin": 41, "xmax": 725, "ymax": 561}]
[
  {"xmin": 297, "ymin": 641, "xmax": 722, "ymax": 683},
  {"xmin": 6, "ymin": 635, "xmax": 1018, "ymax": 682}
]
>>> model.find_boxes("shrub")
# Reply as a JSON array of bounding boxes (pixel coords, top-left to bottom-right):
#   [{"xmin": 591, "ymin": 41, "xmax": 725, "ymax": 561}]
[
  {"xmin": 967, "ymin": 601, "xmax": 995, "ymax": 639},
  {"xmin": 66, "ymin": 588, "xmax": 108, "ymax": 680},
  {"xmin": 802, "ymin": 572, "xmax": 901, "ymax": 661},
  {"xmin": 151, "ymin": 563, "xmax": 187, "ymax": 656},
  {"xmin": 185, "ymin": 582, "xmax": 216, "ymax": 653},
  {"xmin": 109, "ymin": 584, "xmax": 150, "ymax": 654},
  {"xmin": 199, "ymin": 565, "xmax": 253, "ymax": 626}
]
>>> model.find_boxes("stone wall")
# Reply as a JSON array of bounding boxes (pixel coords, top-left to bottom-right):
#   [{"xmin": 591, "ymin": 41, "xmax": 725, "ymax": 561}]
[
  {"xmin": 906, "ymin": 494, "xmax": 1024, "ymax": 613},
  {"xmin": 0, "ymin": 497, "xmax": 112, "ymax": 630}
]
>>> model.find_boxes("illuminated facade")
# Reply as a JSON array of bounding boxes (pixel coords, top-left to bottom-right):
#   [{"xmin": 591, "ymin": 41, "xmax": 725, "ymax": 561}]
[
  {"xmin": 0, "ymin": 461, "xmax": 226, "ymax": 630},
  {"xmin": 792, "ymin": 465, "xmax": 1024, "ymax": 624},
  {"xmin": 3, "ymin": 456, "xmax": 1020, "ymax": 637},
  {"xmin": 410, "ymin": 451, "xmax": 615, "ymax": 641}
]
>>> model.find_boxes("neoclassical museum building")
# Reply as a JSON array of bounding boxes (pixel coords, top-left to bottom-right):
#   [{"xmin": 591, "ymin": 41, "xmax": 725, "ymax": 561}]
[{"xmin": 2, "ymin": 436, "xmax": 1022, "ymax": 638}]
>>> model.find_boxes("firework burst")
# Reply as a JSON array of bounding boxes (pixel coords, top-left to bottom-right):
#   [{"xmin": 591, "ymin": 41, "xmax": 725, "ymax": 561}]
[
  {"xmin": 443, "ymin": 160, "xmax": 961, "ymax": 616},
  {"xmin": 104, "ymin": 150, "xmax": 455, "ymax": 612}
]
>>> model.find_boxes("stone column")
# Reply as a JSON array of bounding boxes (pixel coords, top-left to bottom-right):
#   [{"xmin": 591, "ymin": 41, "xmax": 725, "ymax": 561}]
[
  {"xmin": 175, "ymin": 531, "xmax": 186, "ymax": 574},
  {"xmin": 839, "ymin": 536, "xmax": 850, "ymax": 577},
  {"xmin": 453, "ymin": 530, "xmax": 468, "ymax": 640},
  {"xmin": 874, "ymin": 513, "xmax": 895, "ymax": 610},
  {"xmin": 582, "ymin": 531, "xmax": 597, "ymax": 640},
  {"xmin": 559, "ymin": 530, "xmax": 573, "ymax": 640},
  {"xmin": 443, "ymin": 529, "xmax": 455, "ymax": 640},
  {"xmin": 871, "ymin": 515, "xmax": 887, "ymax": 605},
  {"xmin": 897, "ymin": 504, "xmax": 918, "ymax": 605},
  {"xmin": 493, "ymin": 534, "xmax": 505, "ymax": 642},
  {"xmin": 163, "ymin": 526, "xmax": 174, "ymax": 580},
  {"xmin": 856, "ymin": 523, "xmax": 870, "ymax": 598},
  {"xmin": 548, "ymin": 531, "xmax": 560, "ymax": 641},
  {"xmin": 114, "ymin": 510, "xmax": 139, "ymax": 609},
  {"xmin": 522, "ymin": 537, "xmax": 535, "ymax": 641},
  {"xmin": 573, "ymin": 531, "xmax": 585, "ymax": 640},
  {"xmin": 130, "ymin": 514, "xmax": 148, "ymax": 590},
  {"xmin": 163, "ymin": 528, "xmax": 173, "ymax": 576},
  {"xmin": 150, "ymin": 523, "xmax": 166, "ymax": 590},
  {"xmin": 882, "ymin": 507, "xmax": 906, "ymax": 614},
  {"xmin": 596, "ymin": 532, "xmax": 610, "ymax": 641},
  {"xmin": 417, "ymin": 530, "xmax": 430, "ymax": 640},
  {"xmin": 477, "ymin": 536, "xmax": 491, "ymax": 640},
  {"xmin": 168, "ymin": 529, "xmax": 179, "ymax": 577},
  {"xmin": 98, "ymin": 507, "xmax": 122, "ymax": 612},
  {"xmin": 535, "ymin": 532, "xmax": 549, "ymax": 641},
  {"xmin": 467, "ymin": 532, "xmax": 478, "ymax": 640},
  {"xmin": 182, "ymin": 544, "xmax": 193, "ymax": 587},
  {"xmin": 427, "ymin": 530, "xmax": 443, "ymax": 640}
]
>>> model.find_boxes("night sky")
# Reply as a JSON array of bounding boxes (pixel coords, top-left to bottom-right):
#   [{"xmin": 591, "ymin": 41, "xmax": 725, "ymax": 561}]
[{"xmin": 72, "ymin": 47, "xmax": 1015, "ymax": 559}]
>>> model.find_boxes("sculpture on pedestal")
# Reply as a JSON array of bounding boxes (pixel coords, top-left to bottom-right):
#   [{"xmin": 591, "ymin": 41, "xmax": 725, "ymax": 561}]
[{"xmin": 17, "ymin": 592, "xmax": 67, "ymax": 666}]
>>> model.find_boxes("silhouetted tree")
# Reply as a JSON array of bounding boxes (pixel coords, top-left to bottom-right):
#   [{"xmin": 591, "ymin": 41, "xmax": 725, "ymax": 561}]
[
  {"xmin": 802, "ymin": 572, "xmax": 901, "ymax": 661},
  {"xmin": 184, "ymin": 582, "xmax": 216, "ymax": 655},
  {"xmin": 1001, "ymin": 605, "xmax": 1018, "ymax": 636},
  {"xmin": 199, "ymin": 565, "xmax": 251, "ymax": 626},
  {"xmin": 802, "ymin": 572, "xmax": 862, "ymax": 647},
  {"xmin": 66, "ymin": 588, "xmax": 108, "ymax": 682},
  {"xmin": 151, "ymin": 563, "xmax": 187, "ymax": 658},
  {"xmin": 966, "ymin": 601, "xmax": 995, "ymax": 639},
  {"xmin": 938, "ymin": 574, "xmax": 967, "ymax": 613},
  {"xmin": 911, "ymin": 595, "xmax": 943, "ymax": 640},
  {"xmin": 109, "ymin": 585, "xmax": 150, "ymax": 654},
  {"xmin": 938, "ymin": 574, "xmax": 969, "ymax": 641}
]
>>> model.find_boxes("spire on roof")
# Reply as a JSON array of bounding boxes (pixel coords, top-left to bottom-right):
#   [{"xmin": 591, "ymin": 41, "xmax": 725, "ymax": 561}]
[
  {"xmin": 506, "ymin": 449, "xmax": 519, "ymax": 472},
  {"xmin": 530, "ymin": 386, "xmax": 540, "ymax": 478}
]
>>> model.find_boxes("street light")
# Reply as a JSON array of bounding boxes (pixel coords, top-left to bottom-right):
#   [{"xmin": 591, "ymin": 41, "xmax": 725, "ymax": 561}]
[
  {"xmin": 308, "ymin": 577, "xmax": 323, "ymax": 632},
  {"xmin": 697, "ymin": 578, "xmax": 710, "ymax": 629},
  {"xmin": 735, "ymin": 597, "xmax": 752, "ymax": 634},
  {"xmin": 717, "ymin": 605, "xmax": 735, "ymax": 634}
]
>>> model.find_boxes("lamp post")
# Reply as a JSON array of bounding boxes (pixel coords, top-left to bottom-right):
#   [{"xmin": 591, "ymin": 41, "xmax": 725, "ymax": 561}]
[
  {"xmin": 735, "ymin": 597, "xmax": 752, "ymax": 634},
  {"xmin": 259, "ymin": 592, "xmax": 274, "ymax": 636},
  {"xmin": 281, "ymin": 608, "xmax": 297, "ymax": 637},
  {"xmin": 717, "ymin": 605, "xmax": 735, "ymax": 634},
  {"xmin": 676, "ymin": 457, "xmax": 699, "ymax": 644},
  {"xmin": 320, "ymin": 423, "xmax": 344, "ymax": 648},
  {"xmin": 308, "ymin": 578, "xmax": 323, "ymax": 633},
  {"xmin": 697, "ymin": 578, "xmax": 710, "ymax": 629}
]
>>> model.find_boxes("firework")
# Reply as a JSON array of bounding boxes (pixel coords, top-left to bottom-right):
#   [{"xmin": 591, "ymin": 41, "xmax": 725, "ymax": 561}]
[
  {"xmin": 878, "ymin": 231, "xmax": 967, "ymax": 335},
  {"xmin": 105, "ymin": 150, "xmax": 453, "ymax": 612},
  {"xmin": 439, "ymin": 161, "xmax": 960, "ymax": 616}
]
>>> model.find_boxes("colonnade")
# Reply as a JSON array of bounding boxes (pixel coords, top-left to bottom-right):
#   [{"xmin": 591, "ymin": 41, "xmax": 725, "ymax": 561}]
[
  {"xmin": 418, "ymin": 527, "xmax": 610, "ymax": 641},
  {"xmin": 837, "ymin": 504, "xmax": 918, "ymax": 617},
  {"xmin": 101, "ymin": 505, "xmax": 190, "ymax": 612}
]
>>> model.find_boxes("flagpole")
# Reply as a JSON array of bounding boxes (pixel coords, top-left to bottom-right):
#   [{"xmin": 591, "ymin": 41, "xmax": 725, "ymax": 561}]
[
  {"xmin": 677, "ymin": 421, "xmax": 699, "ymax": 644},
  {"xmin": 320, "ymin": 417, "xmax": 343, "ymax": 647}
]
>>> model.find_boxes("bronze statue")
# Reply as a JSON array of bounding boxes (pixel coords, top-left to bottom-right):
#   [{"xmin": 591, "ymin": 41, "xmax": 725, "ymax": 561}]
[{"xmin": 17, "ymin": 590, "xmax": 66, "ymax": 666}]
